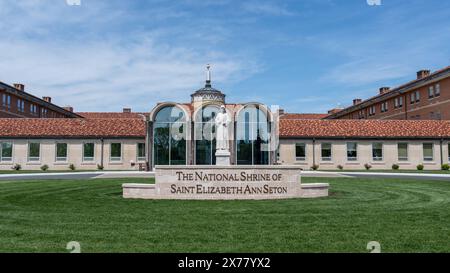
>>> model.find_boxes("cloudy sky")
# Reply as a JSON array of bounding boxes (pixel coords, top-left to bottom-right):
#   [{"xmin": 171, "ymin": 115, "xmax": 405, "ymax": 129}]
[{"xmin": 0, "ymin": 0, "xmax": 449, "ymax": 113}]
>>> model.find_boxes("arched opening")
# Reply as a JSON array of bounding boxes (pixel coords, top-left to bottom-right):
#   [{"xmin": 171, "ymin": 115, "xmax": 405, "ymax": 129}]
[
  {"xmin": 153, "ymin": 105, "xmax": 187, "ymax": 165},
  {"xmin": 194, "ymin": 105, "xmax": 220, "ymax": 165},
  {"xmin": 236, "ymin": 104, "xmax": 270, "ymax": 165}
]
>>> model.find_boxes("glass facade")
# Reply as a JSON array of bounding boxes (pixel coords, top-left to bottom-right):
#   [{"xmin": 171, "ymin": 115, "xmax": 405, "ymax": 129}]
[
  {"xmin": 153, "ymin": 106, "xmax": 186, "ymax": 166},
  {"xmin": 195, "ymin": 106, "xmax": 219, "ymax": 165},
  {"xmin": 236, "ymin": 105, "xmax": 270, "ymax": 165}
]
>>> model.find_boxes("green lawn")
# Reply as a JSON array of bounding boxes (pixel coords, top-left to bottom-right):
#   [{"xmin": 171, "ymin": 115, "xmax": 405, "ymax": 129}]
[{"xmin": 0, "ymin": 177, "xmax": 449, "ymax": 253}]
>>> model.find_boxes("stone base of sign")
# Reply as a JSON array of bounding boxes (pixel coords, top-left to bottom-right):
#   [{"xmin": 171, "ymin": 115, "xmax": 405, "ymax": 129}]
[
  {"xmin": 122, "ymin": 165, "xmax": 329, "ymax": 200},
  {"xmin": 215, "ymin": 150, "xmax": 231, "ymax": 166}
]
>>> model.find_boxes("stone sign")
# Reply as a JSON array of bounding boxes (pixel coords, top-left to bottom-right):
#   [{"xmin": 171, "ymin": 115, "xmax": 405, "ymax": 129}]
[{"xmin": 122, "ymin": 166, "xmax": 329, "ymax": 200}]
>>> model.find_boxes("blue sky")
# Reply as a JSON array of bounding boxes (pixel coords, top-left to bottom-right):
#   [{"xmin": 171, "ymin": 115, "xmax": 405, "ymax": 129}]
[{"xmin": 1, "ymin": 0, "xmax": 450, "ymax": 113}]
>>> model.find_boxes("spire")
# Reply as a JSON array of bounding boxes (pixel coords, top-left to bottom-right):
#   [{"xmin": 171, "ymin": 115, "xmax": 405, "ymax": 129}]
[{"xmin": 205, "ymin": 64, "xmax": 212, "ymax": 88}]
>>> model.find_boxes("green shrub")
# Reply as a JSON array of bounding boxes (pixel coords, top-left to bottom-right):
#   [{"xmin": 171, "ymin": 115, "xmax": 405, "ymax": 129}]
[
  {"xmin": 364, "ymin": 163, "xmax": 372, "ymax": 170},
  {"xmin": 69, "ymin": 164, "xmax": 76, "ymax": 171},
  {"xmin": 40, "ymin": 165, "xmax": 49, "ymax": 171},
  {"xmin": 392, "ymin": 164, "xmax": 400, "ymax": 170},
  {"xmin": 311, "ymin": 164, "xmax": 319, "ymax": 171},
  {"xmin": 417, "ymin": 164, "xmax": 424, "ymax": 171},
  {"xmin": 97, "ymin": 164, "xmax": 104, "ymax": 170},
  {"xmin": 11, "ymin": 164, "xmax": 22, "ymax": 171},
  {"xmin": 337, "ymin": 165, "xmax": 344, "ymax": 170},
  {"xmin": 442, "ymin": 164, "xmax": 450, "ymax": 171}
]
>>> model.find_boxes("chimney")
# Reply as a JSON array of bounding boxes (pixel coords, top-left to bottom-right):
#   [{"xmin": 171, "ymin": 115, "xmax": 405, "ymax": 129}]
[
  {"xmin": 278, "ymin": 108, "xmax": 285, "ymax": 116},
  {"xmin": 379, "ymin": 87, "xmax": 390, "ymax": 95},
  {"xmin": 417, "ymin": 70, "xmax": 430, "ymax": 79},
  {"xmin": 42, "ymin": 96, "xmax": 52, "ymax": 103},
  {"xmin": 353, "ymin": 98, "xmax": 362, "ymax": 106},
  {"xmin": 63, "ymin": 106, "xmax": 74, "ymax": 112},
  {"xmin": 123, "ymin": 108, "xmax": 132, "ymax": 113},
  {"xmin": 13, "ymin": 83, "xmax": 25, "ymax": 91}
]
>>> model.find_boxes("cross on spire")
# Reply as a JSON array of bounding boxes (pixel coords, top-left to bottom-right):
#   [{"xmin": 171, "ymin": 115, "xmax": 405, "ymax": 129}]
[{"xmin": 205, "ymin": 64, "xmax": 212, "ymax": 88}]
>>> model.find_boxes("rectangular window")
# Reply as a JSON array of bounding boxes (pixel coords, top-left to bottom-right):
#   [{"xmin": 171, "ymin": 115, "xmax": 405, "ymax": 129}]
[
  {"xmin": 398, "ymin": 97, "xmax": 403, "ymax": 107},
  {"xmin": 110, "ymin": 143, "xmax": 122, "ymax": 161},
  {"xmin": 295, "ymin": 143, "xmax": 306, "ymax": 161},
  {"xmin": 423, "ymin": 143, "xmax": 434, "ymax": 161},
  {"xmin": 428, "ymin": 86, "xmax": 434, "ymax": 99},
  {"xmin": 398, "ymin": 143, "xmax": 408, "ymax": 161},
  {"xmin": 321, "ymin": 143, "xmax": 332, "ymax": 161},
  {"xmin": 347, "ymin": 142, "xmax": 357, "ymax": 161},
  {"xmin": 435, "ymin": 84, "xmax": 440, "ymax": 97},
  {"xmin": 394, "ymin": 98, "xmax": 399, "ymax": 108},
  {"xmin": 372, "ymin": 143, "xmax": 383, "ymax": 161},
  {"xmin": 0, "ymin": 142, "xmax": 13, "ymax": 162},
  {"xmin": 56, "ymin": 143, "xmax": 68, "ymax": 162},
  {"xmin": 2, "ymin": 94, "xmax": 11, "ymax": 108},
  {"xmin": 137, "ymin": 143, "xmax": 146, "ymax": 162},
  {"xmin": 448, "ymin": 143, "xmax": 450, "ymax": 162},
  {"xmin": 28, "ymin": 142, "xmax": 40, "ymax": 162},
  {"xmin": 410, "ymin": 93, "xmax": 415, "ymax": 104},
  {"xmin": 415, "ymin": 91, "xmax": 420, "ymax": 102},
  {"xmin": 83, "ymin": 143, "xmax": 95, "ymax": 161}
]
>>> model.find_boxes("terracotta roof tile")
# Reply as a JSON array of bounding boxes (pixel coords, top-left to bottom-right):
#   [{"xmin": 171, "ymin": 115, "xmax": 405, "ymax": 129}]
[
  {"xmin": 279, "ymin": 119, "xmax": 450, "ymax": 138},
  {"xmin": 0, "ymin": 118, "xmax": 145, "ymax": 138},
  {"xmin": 76, "ymin": 112, "xmax": 148, "ymax": 119},
  {"xmin": 281, "ymin": 113, "xmax": 328, "ymax": 120}
]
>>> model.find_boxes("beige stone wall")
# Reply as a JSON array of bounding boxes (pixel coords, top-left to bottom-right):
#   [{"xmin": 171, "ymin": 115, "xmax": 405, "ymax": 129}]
[
  {"xmin": 0, "ymin": 139, "xmax": 146, "ymax": 171},
  {"xmin": 279, "ymin": 139, "xmax": 450, "ymax": 170}
]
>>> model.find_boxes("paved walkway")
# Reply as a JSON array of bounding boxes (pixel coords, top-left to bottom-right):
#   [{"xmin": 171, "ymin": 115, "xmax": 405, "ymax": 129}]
[{"xmin": 1, "ymin": 170, "xmax": 449, "ymax": 181}]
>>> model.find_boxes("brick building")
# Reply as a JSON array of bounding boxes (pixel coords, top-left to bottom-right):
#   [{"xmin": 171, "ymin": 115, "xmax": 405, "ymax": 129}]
[
  {"xmin": 325, "ymin": 66, "xmax": 450, "ymax": 120},
  {"xmin": 0, "ymin": 81, "xmax": 80, "ymax": 118}
]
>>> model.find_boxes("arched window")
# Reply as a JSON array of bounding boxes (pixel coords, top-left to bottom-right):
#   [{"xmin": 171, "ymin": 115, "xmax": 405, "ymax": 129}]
[
  {"xmin": 236, "ymin": 105, "xmax": 270, "ymax": 165},
  {"xmin": 153, "ymin": 106, "xmax": 186, "ymax": 165},
  {"xmin": 195, "ymin": 105, "xmax": 220, "ymax": 165}
]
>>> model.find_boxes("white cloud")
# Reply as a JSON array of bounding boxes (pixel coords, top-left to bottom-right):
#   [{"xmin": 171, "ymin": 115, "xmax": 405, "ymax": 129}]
[
  {"xmin": 0, "ymin": 0, "xmax": 262, "ymax": 112},
  {"xmin": 241, "ymin": 1, "xmax": 296, "ymax": 16}
]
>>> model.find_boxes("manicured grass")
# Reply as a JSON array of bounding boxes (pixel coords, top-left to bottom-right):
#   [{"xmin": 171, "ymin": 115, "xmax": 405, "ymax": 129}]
[{"xmin": 0, "ymin": 177, "xmax": 449, "ymax": 253}]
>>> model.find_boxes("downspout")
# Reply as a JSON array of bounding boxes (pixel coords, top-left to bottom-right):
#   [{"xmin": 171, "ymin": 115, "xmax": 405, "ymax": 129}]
[
  {"xmin": 138, "ymin": 113, "xmax": 151, "ymax": 171},
  {"xmin": 440, "ymin": 138, "xmax": 444, "ymax": 166},
  {"xmin": 100, "ymin": 138, "xmax": 104, "ymax": 168},
  {"xmin": 312, "ymin": 138, "xmax": 316, "ymax": 167}
]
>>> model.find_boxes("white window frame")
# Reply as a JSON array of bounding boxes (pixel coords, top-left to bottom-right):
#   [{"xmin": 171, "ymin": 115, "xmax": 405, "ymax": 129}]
[
  {"xmin": 428, "ymin": 86, "xmax": 434, "ymax": 99},
  {"xmin": 372, "ymin": 143, "xmax": 384, "ymax": 161},
  {"xmin": 27, "ymin": 142, "xmax": 41, "ymax": 162},
  {"xmin": 321, "ymin": 143, "xmax": 332, "ymax": 162},
  {"xmin": 137, "ymin": 143, "xmax": 146, "ymax": 162},
  {"xmin": 0, "ymin": 141, "xmax": 13, "ymax": 162},
  {"xmin": 55, "ymin": 142, "xmax": 68, "ymax": 162},
  {"xmin": 423, "ymin": 143, "xmax": 434, "ymax": 162},
  {"xmin": 415, "ymin": 91, "xmax": 420, "ymax": 102},
  {"xmin": 295, "ymin": 143, "xmax": 306, "ymax": 161},
  {"xmin": 346, "ymin": 142, "xmax": 358, "ymax": 161},
  {"xmin": 82, "ymin": 142, "xmax": 95, "ymax": 162},
  {"xmin": 397, "ymin": 143, "xmax": 409, "ymax": 161},
  {"xmin": 435, "ymin": 84, "xmax": 440, "ymax": 97},
  {"xmin": 110, "ymin": 142, "xmax": 122, "ymax": 162}
]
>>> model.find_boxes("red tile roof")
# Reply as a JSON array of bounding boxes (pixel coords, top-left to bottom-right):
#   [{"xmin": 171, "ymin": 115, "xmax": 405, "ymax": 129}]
[
  {"xmin": 0, "ymin": 118, "xmax": 449, "ymax": 139},
  {"xmin": 76, "ymin": 112, "xmax": 148, "ymax": 119},
  {"xmin": 281, "ymin": 113, "xmax": 328, "ymax": 120},
  {"xmin": 0, "ymin": 118, "xmax": 146, "ymax": 138},
  {"xmin": 279, "ymin": 119, "xmax": 450, "ymax": 138}
]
